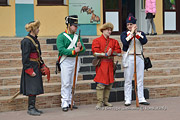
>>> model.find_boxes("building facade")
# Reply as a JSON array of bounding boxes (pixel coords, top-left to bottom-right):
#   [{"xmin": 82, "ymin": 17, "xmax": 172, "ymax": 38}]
[{"xmin": 0, "ymin": 0, "xmax": 179, "ymax": 37}]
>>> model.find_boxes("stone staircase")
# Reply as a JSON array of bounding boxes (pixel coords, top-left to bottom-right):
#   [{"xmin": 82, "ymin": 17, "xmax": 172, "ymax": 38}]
[{"xmin": 1, "ymin": 35, "xmax": 180, "ymax": 112}]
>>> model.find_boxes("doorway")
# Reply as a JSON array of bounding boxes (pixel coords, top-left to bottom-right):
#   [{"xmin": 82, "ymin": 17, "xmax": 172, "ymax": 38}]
[
  {"xmin": 135, "ymin": 0, "xmax": 146, "ymax": 32},
  {"xmin": 103, "ymin": 0, "xmax": 135, "ymax": 35}
]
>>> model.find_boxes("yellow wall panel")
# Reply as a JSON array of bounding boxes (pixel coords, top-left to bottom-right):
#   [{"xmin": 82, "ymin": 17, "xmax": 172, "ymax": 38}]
[
  {"xmin": 97, "ymin": 0, "xmax": 103, "ymax": 36},
  {"xmin": 154, "ymin": 0, "xmax": 163, "ymax": 34},
  {"xmin": 0, "ymin": 0, "xmax": 164, "ymax": 37},
  {"xmin": 34, "ymin": 1, "xmax": 68, "ymax": 37},
  {"xmin": 0, "ymin": 0, "xmax": 15, "ymax": 36}
]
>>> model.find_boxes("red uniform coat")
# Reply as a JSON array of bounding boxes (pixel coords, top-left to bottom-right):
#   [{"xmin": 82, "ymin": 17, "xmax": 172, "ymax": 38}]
[{"xmin": 92, "ymin": 35, "xmax": 121, "ymax": 85}]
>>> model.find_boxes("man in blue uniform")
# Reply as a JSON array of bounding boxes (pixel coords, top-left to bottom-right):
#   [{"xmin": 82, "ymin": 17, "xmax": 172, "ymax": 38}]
[{"xmin": 120, "ymin": 14, "xmax": 150, "ymax": 106}]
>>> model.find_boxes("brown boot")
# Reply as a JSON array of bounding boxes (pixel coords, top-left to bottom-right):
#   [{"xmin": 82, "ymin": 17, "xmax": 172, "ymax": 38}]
[
  {"xmin": 104, "ymin": 84, "xmax": 113, "ymax": 107},
  {"xmin": 96, "ymin": 84, "xmax": 105, "ymax": 108}
]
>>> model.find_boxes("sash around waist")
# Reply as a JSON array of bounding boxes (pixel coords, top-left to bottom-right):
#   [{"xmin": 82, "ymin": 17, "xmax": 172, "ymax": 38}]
[{"xmin": 29, "ymin": 52, "xmax": 39, "ymax": 59}]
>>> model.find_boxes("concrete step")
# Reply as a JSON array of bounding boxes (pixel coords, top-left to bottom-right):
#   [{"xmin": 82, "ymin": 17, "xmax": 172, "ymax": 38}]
[
  {"xmin": 0, "ymin": 66, "xmax": 60, "ymax": 77},
  {"xmin": 0, "ymin": 46, "xmax": 180, "ymax": 59},
  {"xmin": 80, "ymin": 52, "xmax": 180, "ymax": 65},
  {"xmin": 46, "ymin": 35, "xmax": 180, "ymax": 44},
  {"xmin": 0, "ymin": 86, "xmax": 149, "ymax": 112},
  {"xmin": 146, "ymin": 83, "xmax": 180, "ymax": 99},
  {"xmin": 1, "ymin": 58, "xmax": 180, "ymax": 84},
  {"xmin": 53, "ymin": 40, "xmax": 180, "ymax": 51},
  {"xmin": 0, "ymin": 37, "xmax": 49, "ymax": 45},
  {"xmin": 145, "ymin": 35, "xmax": 180, "ymax": 41},
  {"xmin": 2, "ymin": 67, "xmax": 180, "ymax": 86},
  {"xmin": 0, "ymin": 44, "xmax": 54, "ymax": 52},
  {"xmin": 0, "ymin": 35, "xmax": 180, "ymax": 46},
  {"xmin": 0, "ymin": 51, "xmax": 58, "ymax": 59},
  {"xmin": 0, "ymin": 74, "xmax": 83, "ymax": 86},
  {"xmin": 144, "ymin": 46, "xmax": 180, "ymax": 53},
  {"xmin": 145, "ymin": 52, "xmax": 180, "ymax": 60},
  {"xmin": 1, "ymin": 77, "xmax": 180, "ymax": 112},
  {"xmin": 144, "ymin": 40, "xmax": 180, "ymax": 47},
  {"xmin": 0, "ymin": 61, "xmax": 119, "ymax": 77},
  {"xmin": 79, "ymin": 63, "xmax": 121, "ymax": 72},
  {"xmin": 2, "ymin": 74, "xmax": 180, "ymax": 97},
  {"xmin": 0, "ymin": 57, "xmax": 57, "ymax": 68},
  {"xmin": 90, "ymin": 75, "xmax": 180, "ymax": 88},
  {"xmin": 0, "ymin": 37, "xmax": 89, "ymax": 51},
  {"xmin": 3, "ymin": 84, "xmax": 180, "ymax": 112},
  {"xmin": 144, "ymin": 75, "xmax": 180, "ymax": 86},
  {"xmin": 144, "ymin": 67, "xmax": 180, "ymax": 77},
  {"xmin": 0, "ymin": 80, "xmax": 94, "ymax": 97},
  {"xmin": 80, "ymin": 70, "xmax": 124, "ymax": 80},
  {"xmin": 84, "ymin": 46, "xmax": 180, "ymax": 54},
  {"xmin": 1, "ymin": 35, "xmax": 180, "ymax": 112},
  {"xmin": 151, "ymin": 60, "xmax": 180, "ymax": 68},
  {"xmin": 0, "ymin": 89, "xmax": 98, "ymax": 112}
]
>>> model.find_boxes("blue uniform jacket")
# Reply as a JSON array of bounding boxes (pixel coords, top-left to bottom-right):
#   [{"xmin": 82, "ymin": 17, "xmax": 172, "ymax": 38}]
[{"xmin": 120, "ymin": 31, "xmax": 148, "ymax": 52}]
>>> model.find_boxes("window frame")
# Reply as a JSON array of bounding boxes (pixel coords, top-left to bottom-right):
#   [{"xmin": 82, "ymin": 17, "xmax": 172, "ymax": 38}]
[
  {"xmin": 37, "ymin": 0, "xmax": 65, "ymax": 6},
  {"xmin": 0, "ymin": 0, "xmax": 8, "ymax": 6}
]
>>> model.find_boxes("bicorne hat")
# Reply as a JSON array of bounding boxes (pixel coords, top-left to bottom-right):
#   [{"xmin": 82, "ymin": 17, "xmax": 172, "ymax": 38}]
[{"xmin": 126, "ymin": 13, "xmax": 137, "ymax": 24}]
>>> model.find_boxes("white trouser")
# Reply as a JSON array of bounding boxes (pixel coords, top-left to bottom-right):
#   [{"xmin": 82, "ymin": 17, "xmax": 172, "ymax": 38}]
[
  {"xmin": 60, "ymin": 57, "xmax": 80, "ymax": 108},
  {"xmin": 124, "ymin": 55, "xmax": 146, "ymax": 103}
]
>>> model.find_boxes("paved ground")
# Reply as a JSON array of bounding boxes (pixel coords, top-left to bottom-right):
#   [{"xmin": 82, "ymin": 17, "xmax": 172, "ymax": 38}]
[{"xmin": 0, "ymin": 97, "xmax": 180, "ymax": 120}]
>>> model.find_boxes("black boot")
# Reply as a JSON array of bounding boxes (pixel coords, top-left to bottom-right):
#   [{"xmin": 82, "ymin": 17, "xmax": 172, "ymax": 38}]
[
  {"xmin": 35, "ymin": 108, "xmax": 43, "ymax": 114},
  {"xmin": 27, "ymin": 96, "xmax": 41, "ymax": 116},
  {"xmin": 34, "ymin": 96, "xmax": 43, "ymax": 114}
]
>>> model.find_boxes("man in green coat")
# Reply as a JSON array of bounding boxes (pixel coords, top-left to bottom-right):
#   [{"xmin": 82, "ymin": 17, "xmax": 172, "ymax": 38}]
[{"xmin": 56, "ymin": 15, "xmax": 86, "ymax": 112}]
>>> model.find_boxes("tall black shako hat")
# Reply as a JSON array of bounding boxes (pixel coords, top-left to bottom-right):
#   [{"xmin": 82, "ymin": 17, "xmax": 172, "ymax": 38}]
[
  {"xmin": 126, "ymin": 13, "xmax": 137, "ymax": 24},
  {"xmin": 65, "ymin": 15, "xmax": 78, "ymax": 27}
]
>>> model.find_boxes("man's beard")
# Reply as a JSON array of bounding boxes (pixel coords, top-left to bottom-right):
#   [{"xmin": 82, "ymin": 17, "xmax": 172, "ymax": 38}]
[{"xmin": 69, "ymin": 28, "xmax": 76, "ymax": 34}]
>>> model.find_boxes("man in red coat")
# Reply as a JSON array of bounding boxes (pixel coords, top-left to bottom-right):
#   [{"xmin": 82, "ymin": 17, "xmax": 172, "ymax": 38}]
[{"xmin": 92, "ymin": 23, "xmax": 121, "ymax": 108}]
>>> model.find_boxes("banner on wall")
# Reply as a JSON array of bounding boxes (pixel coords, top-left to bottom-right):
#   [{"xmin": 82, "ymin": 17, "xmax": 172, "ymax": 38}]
[{"xmin": 69, "ymin": 0, "xmax": 100, "ymax": 24}]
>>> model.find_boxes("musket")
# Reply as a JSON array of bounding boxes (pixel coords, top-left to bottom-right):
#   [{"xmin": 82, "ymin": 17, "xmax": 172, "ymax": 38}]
[
  {"xmin": 55, "ymin": 56, "xmax": 61, "ymax": 74},
  {"xmin": 133, "ymin": 32, "xmax": 139, "ymax": 107},
  {"xmin": 71, "ymin": 30, "xmax": 81, "ymax": 110},
  {"xmin": 8, "ymin": 91, "xmax": 20, "ymax": 103}
]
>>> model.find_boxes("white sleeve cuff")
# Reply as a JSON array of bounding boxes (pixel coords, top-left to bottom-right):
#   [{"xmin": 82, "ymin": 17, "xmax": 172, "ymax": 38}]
[
  {"xmin": 137, "ymin": 32, "xmax": 144, "ymax": 39},
  {"xmin": 126, "ymin": 32, "xmax": 133, "ymax": 41}
]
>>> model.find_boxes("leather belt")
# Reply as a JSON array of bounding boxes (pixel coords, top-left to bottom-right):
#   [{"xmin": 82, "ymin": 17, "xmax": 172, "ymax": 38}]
[
  {"xmin": 29, "ymin": 58, "xmax": 40, "ymax": 66},
  {"xmin": 29, "ymin": 58, "xmax": 39, "ymax": 61},
  {"xmin": 100, "ymin": 56, "xmax": 114, "ymax": 59}
]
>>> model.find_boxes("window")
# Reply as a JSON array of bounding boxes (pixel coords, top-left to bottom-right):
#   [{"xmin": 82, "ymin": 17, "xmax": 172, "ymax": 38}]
[
  {"xmin": 105, "ymin": 0, "xmax": 119, "ymax": 10},
  {"xmin": 164, "ymin": 0, "xmax": 176, "ymax": 10},
  {"xmin": 37, "ymin": 0, "xmax": 64, "ymax": 6},
  {"xmin": 0, "ymin": 0, "xmax": 8, "ymax": 6}
]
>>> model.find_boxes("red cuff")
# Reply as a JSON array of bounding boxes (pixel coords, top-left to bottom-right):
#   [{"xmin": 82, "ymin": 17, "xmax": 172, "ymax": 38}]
[
  {"xmin": 127, "ymin": 33, "xmax": 134, "ymax": 40},
  {"xmin": 25, "ymin": 68, "xmax": 34, "ymax": 75},
  {"xmin": 136, "ymin": 35, "xmax": 140, "ymax": 39}
]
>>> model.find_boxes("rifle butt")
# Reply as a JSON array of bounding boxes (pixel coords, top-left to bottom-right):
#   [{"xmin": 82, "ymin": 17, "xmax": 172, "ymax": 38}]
[{"xmin": 8, "ymin": 91, "xmax": 20, "ymax": 103}]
